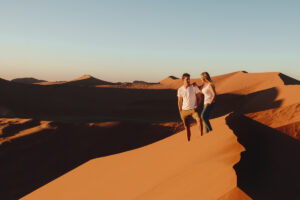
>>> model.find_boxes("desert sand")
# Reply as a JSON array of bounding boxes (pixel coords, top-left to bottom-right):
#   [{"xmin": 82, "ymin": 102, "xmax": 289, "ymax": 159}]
[{"xmin": 0, "ymin": 71, "xmax": 299, "ymax": 200}]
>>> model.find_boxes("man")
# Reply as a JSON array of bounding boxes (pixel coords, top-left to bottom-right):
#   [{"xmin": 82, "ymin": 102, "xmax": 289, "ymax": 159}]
[{"xmin": 178, "ymin": 73, "xmax": 203, "ymax": 141}]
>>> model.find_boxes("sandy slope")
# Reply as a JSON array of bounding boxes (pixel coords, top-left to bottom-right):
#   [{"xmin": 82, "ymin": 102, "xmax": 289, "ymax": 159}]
[
  {"xmin": 217, "ymin": 187, "xmax": 252, "ymax": 200},
  {"xmin": 1, "ymin": 71, "xmax": 299, "ymax": 199},
  {"xmin": 244, "ymin": 85, "xmax": 300, "ymax": 139},
  {"xmin": 156, "ymin": 71, "xmax": 287, "ymax": 93},
  {"xmin": 214, "ymin": 72, "xmax": 285, "ymax": 94},
  {"xmin": 11, "ymin": 78, "xmax": 46, "ymax": 84},
  {"xmin": 0, "ymin": 118, "xmax": 55, "ymax": 145},
  {"xmin": 35, "ymin": 75, "xmax": 112, "ymax": 86},
  {"xmin": 22, "ymin": 116, "xmax": 247, "ymax": 200}
]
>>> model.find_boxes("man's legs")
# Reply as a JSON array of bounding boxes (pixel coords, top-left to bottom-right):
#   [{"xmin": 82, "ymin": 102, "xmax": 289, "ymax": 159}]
[
  {"xmin": 185, "ymin": 122, "xmax": 191, "ymax": 141},
  {"xmin": 181, "ymin": 110, "xmax": 192, "ymax": 141},
  {"xmin": 192, "ymin": 110, "xmax": 203, "ymax": 136}
]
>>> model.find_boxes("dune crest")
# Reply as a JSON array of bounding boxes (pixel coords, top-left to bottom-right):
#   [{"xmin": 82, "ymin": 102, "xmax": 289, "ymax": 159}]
[
  {"xmin": 63, "ymin": 74, "xmax": 113, "ymax": 86},
  {"xmin": 11, "ymin": 78, "xmax": 46, "ymax": 84},
  {"xmin": 1, "ymin": 71, "xmax": 299, "ymax": 199},
  {"xmin": 21, "ymin": 116, "xmax": 247, "ymax": 200}
]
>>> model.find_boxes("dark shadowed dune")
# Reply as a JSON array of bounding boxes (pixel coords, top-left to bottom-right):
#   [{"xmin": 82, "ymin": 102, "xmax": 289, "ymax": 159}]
[
  {"xmin": 0, "ymin": 82, "xmax": 179, "ymax": 122},
  {"xmin": 11, "ymin": 78, "xmax": 46, "ymax": 84},
  {"xmin": 226, "ymin": 113, "xmax": 300, "ymax": 200},
  {"xmin": 277, "ymin": 121, "xmax": 300, "ymax": 140},
  {"xmin": 1, "ymin": 119, "xmax": 41, "ymax": 138},
  {"xmin": 0, "ymin": 120, "xmax": 181, "ymax": 200},
  {"xmin": 278, "ymin": 73, "xmax": 300, "ymax": 85},
  {"xmin": 0, "ymin": 71, "xmax": 299, "ymax": 200},
  {"xmin": 0, "ymin": 78, "xmax": 13, "ymax": 86}
]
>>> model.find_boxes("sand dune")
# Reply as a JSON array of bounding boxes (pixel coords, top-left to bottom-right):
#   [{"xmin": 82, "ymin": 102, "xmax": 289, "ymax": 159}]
[
  {"xmin": 0, "ymin": 77, "xmax": 13, "ymax": 86},
  {"xmin": 226, "ymin": 113, "xmax": 300, "ymax": 200},
  {"xmin": 35, "ymin": 75, "xmax": 113, "ymax": 86},
  {"xmin": 62, "ymin": 75, "xmax": 114, "ymax": 86},
  {"xmin": 0, "ymin": 118, "xmax": 181, "ymax": 200},
  {"xmin": 36, "ymin": 81, "xmax": 67, "ymax": 85},
  {"xmin": 11, "ymin": 78, "xmax": 46, "ymax": 84},
  {"xmin": 214, "ymin": 72, "xmax": 286, "ymax": 94},
  {"xmin": 217, "ymin": 187, "xmax": 252, "ymax": 200},
  {"xmin": 242, "ymin": 85, "xmax": 300, "ymax": 139},
  {"xmin": 0, "ymin": 118, "xmax": 55, "ymax": 145},
  {"xmin": 159, "ymin": 75, "xmax": 179, "ymax": 85},
  {"xmin": 21, "ymin": 116, "xmax": 246, "ymax": 200},
  {"xmin": 1, "ymin": 71, "xmax": 299, "ymax": 200},
  {"xmin": 155, "ymin": 71, "xmax": 289, "ymax": 92}
]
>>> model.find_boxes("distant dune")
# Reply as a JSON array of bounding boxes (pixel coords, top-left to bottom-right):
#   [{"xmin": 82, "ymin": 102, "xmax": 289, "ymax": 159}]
[
  {"xmin": 62, "ymin": 75, "xmax": 114, "ymax": 86},
  {"xmin": 0, "ymin": 77, "xmax": 12, "ymax": 85},
  {"xmin": 35, "ymin": 75, "xmax": 113, "ymax": 86},
  {"xmin": 11, "ymin": 78, "xmax": 46, "ymax": 84},
  {"xmin": 159, "ymin": 75, "xmax": 179, "ymax": 85},
  {"xmin": 0, "ymin": 71, "xmax": 299, "ymax": 200},
  {"xmin": 36, "ymin": 81, "xmax": 67, "ymax": 85}
]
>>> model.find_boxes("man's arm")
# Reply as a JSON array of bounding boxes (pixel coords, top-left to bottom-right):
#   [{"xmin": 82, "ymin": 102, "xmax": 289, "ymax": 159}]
[
  {"xmin": 196, "ymin": 92, "xmax": 202, "ymax": 108},
  {"xmin": 178, "ymin": 97, "xmax": 183, "ymax": 112}
]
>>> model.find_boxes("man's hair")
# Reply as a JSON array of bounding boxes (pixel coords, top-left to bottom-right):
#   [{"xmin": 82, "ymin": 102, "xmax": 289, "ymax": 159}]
[{"xmin": 182, "ymin": 73, "xmax": 190, "ymax": 80}]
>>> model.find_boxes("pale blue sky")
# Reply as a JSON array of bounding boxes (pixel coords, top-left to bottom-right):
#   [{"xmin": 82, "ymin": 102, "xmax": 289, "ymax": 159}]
[{"xmin": 1, "ymin": 0, "xmax": 299, "ymax": 82}]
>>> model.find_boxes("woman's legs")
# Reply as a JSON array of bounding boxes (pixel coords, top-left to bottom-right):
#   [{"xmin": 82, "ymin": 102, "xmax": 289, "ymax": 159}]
[{"xmin": 201, "ymin": 104, "xmax": 214, "ymax": 133}]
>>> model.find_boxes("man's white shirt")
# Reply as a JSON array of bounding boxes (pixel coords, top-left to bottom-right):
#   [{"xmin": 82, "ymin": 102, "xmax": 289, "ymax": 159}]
[{"xmin": 177, "ymin": 85, "xmax": 200, "ymax": 110}]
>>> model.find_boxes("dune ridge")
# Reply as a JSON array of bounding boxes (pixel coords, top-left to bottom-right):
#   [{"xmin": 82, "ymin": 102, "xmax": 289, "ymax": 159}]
[
  {"xmin": 0, "ymin": 71, "xmax": 299, "ymax": 199},
  {"xmin": 21, "ymin": 116, "xmax": 246, "ymax": 200},
  {"xmin": 11, "ymin": 78, "xmax": 46, "ymax": 84}
]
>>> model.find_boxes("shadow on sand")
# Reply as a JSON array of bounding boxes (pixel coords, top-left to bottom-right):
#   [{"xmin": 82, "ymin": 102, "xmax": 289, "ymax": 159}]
[
  {"xmin": 0, "ymin": 121, "xmax": 182, "ymax": 200},
  {"xmin": 0, "ymin": 83, "xmax": 179, "ymax": 122},
  {"xmin": 226, "ymin": 113, "xmax": 300, "ymax": 200},
  {"xmin": 211, "ymin": 87, "xmax": 282, "ymax": 119},
  {"xmin": 278, "ymin": 73, "xmax": 300, "ymax": 85},
  {"xmin": 0, "ymin": 80, "xmax": 294, "ymax": 199}
]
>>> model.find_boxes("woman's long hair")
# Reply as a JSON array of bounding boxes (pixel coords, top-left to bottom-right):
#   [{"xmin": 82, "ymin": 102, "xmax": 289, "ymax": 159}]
[
  {"xmin": 201, "ymin": 72, "xmax": 213, "ymax": 83},
  {"xmin": 201, "ymin": 72, "xmax": 215, "ymax": 89}
]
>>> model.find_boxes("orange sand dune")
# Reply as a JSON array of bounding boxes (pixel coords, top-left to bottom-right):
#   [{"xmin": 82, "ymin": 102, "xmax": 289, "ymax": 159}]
[
  {"xmin": 62, "ymin": 75, "xmax": 114, "ymax": 86},
  {"xmin": 159, "ymin": 75, "xmax": 179, "ymax": 85},
  {"xmin": 241, "ymin": 85, "xmax": 300, "ymax": 139},
  {"xmin": 217, "ymin": 187, "xmax": 252, "ymax": 200},
  {"xmin": 1, "ymin": 71, "xmax": 299, "ymax": 200},
  {"xmin": 22, "ymin": 116, "xmax": 247, "ymax": 200},
  {"xmin": 35, "ymin": 75, "xmax": 113, "ymax": 86},
  {"xmin": 226, "ymin": 113, "xmax": 300, "ymax": 200},
  {"xmin": 158, "ymin": 72, "xmax": 242, "ymax": 90},
  {"xmin": 36, "ymin": 81, "xmax": 67, "ymax": 85},
  {"xmin": 0, "ymin": 118, "xmax": 181, "ymax": 199},
  {"xmin": 214, "ymin": 72, "xmax": 286, "ymax": 95},
  {"xmin": 0, "ymin": 118, "xmax": 55, "ymax": 145},
  {"xmin": 157, "ymin": 71, "xmax": 289, "ymax": 93}
]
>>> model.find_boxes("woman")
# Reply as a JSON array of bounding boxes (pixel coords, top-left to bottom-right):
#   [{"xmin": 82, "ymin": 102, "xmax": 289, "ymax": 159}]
[{"xmin": 200, "ymin": 72, "xmax": 216, "ymax": 134}]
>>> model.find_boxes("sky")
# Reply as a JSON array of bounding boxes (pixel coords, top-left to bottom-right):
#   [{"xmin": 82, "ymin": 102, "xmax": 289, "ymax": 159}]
[{"xmin": 0, "ymin": 0, "xmax": 299, "ymax": 82}]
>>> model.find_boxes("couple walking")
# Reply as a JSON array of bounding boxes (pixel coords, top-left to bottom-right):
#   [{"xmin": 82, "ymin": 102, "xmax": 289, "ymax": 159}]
[{"xmin": 177, "ymin": 72, "xmax": 216, "ymax": 141}]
